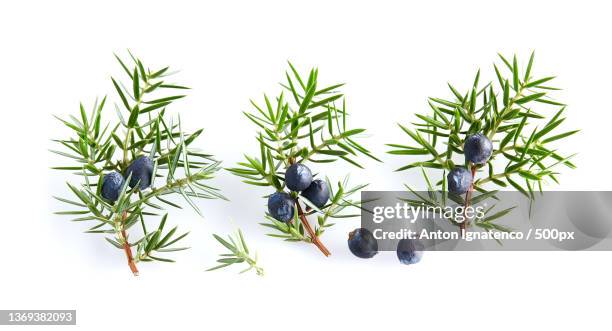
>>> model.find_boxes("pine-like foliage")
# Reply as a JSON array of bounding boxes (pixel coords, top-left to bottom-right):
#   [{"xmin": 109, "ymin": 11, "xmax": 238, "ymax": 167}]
[
  {"xmin": 228, "ymin": 62, "xmax": 379, "ymax": 255},
  {"xmin": 388, "ymin": 52, "xmax": 578, "ymax": 231},
  {"xmin": 51, "ymin": 52, "xmax": 225, "ymax": 275}
]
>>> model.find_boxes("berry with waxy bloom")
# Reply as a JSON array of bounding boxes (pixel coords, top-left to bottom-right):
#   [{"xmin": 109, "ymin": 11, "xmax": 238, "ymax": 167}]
[
  {"xmin": 301, "ymin": 179, "xmax": 330, "ymax": 208},
  {"xmin": 396, "ymin": 238, "xmax": 424, "ymax": 265},
  {"xmin": 284, "ymin": 163, "xmax": 313, "ymax": 192},
  {"xmin": 101, "ymin": 171, "xmax": 125, "ymax": 202},
  {"xmin": 348, "ymin": 228, "xmax": 378, "ymax": 259},
  {"xmin": 447, "ymin": 167, "xmax": 473, "ymax": 194},
  {"xmin": 267, "ymin": 191, "xmax": 295, "ymax": 222},
  {"xmin": 125, "ymin": 156, "xmax": 154, "ymax": 190},
  {"xmin": 464, "ymin": 133, "xmax": 493, "ymax": 165}
]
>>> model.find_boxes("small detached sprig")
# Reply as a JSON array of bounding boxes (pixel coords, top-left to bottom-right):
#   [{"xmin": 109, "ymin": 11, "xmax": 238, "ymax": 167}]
[
  {"xmin": 52, "ymin": 52, "xmax": 225, "ymax": 276},
  {"xmin": 207, "ymin": 229, "xmax": 264, "ymax": 276},
  {"xmin": 388, "ymin": 51, "xmax": 578, "ymax": 233},
  {"xmin": 228, "ymin": 62, "xmax": 379, "ymax": 256}
]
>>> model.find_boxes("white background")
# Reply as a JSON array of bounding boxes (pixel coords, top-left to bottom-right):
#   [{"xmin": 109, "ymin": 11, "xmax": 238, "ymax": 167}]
[{"xmin": 1, "ymin": 1, "xmax": 611, "ymax": 330}]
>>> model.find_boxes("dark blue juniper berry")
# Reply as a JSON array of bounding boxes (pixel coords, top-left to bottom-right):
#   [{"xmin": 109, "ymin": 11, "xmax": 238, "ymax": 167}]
[
  {"xmin": 348, "ymin": 228, "xmax": 378, "ymax": 258},
  {"xmin": 125, "ymin": 156, "xmax": 154, "ymax": 190},
  {"xmin": 447, "ymin": 167, "xmax": 473, "ymax": 194},
  {"xmin": 396, "ymin": 238, "xmax": 424, "ymax": 265},
  {"xmin": 101, "ymin": 171, "xmax": 125, "ymax": 202},
  {"xmin": 301, "ymin": 179, "xmax": 330, "ymax": 208},
  {"xmin": 464, "ymin": 133, "xmax": 493, "ymax": 165},
  {"xmin": 267, "ymin": 191, "xmax": 295, "ymax": 222},
  {"xmin": 285, "ymin": 163, "xmax": 313, "ymax": 192}
]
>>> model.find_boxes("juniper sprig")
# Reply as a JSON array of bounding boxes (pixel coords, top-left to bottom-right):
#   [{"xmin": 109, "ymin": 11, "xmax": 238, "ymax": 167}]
[
  {"xmin": 388, "ymin": 52, "xmax": 578, "ymax": 232},
  {"xmin": 228, "ymin": 62, "xmax": 379, "ymax": 256},
  {"xmin": 51, "ymin": 52, "xmax": 225, "ymax": 275},
  {"xmin": 207, "ymin": 229, "xmax": 264, "ymax": 276}
]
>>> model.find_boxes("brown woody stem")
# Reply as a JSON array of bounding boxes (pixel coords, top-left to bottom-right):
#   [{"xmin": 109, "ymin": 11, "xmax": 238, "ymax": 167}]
[
  {"xmin": 459, "ymin": 165, "xmax": 478, "ymax": 234},
  {"xmin": 286, "ymin": 157, "xmax": 330, "ymax": 256},
  {"xmin": 296, "ymin": 202, "xmax": 331, "ymax": 257},
  {"xmin": 120, "ymin": 211, "xmax": 139, "ymax": 276}
]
